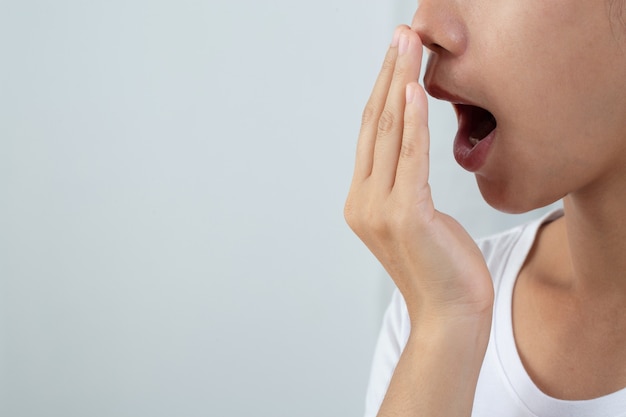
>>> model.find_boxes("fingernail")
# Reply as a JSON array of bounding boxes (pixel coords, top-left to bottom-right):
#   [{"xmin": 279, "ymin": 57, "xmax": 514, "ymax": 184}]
[
  {"xmin": 391, "ymin": 28, "xmax": 400, "ymax": 47},
  {"xmin": 406, "ymin": 84, "xmax": 415, "ymax": 104},
  {"xmin": 398, "ymin": 34, "xmax": 409, "ymax": 55}
]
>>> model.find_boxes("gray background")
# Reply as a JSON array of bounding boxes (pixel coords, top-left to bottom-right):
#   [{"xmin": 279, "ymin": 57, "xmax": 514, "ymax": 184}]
[{"xmin": 0, "ymin": 0, "xmax": 557, "ymax": 416}]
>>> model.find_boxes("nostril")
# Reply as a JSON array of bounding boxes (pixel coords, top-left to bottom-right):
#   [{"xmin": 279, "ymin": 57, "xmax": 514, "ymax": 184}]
[
  {"xmin": 421, "ymin": 40, "xmax": 445, "ymax": 55},
  {"xmin": 412, "ymin": 4, "xmax": 468, "ymax": 56},
  {"xmin": 431, "ymin": 43, "xmax": 444, "ymax": 51}
]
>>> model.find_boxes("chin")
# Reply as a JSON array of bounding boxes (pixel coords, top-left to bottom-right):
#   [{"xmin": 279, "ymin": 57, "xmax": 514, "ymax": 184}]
[{"xmin": 475, "ymin": 175, "xmax": 561, "ymax": 215}]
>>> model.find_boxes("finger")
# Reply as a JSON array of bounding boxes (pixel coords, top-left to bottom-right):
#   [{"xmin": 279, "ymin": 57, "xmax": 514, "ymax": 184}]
[
  {"xmin": 394, "ymin": 82, "xmax": 432, "ymax": 207},
  {"xmin": 371, "ymin": 29, "xmax": 424, "ymax": 190},
  {"xmin": 352, "ymin": 26, "xmax": 404, "ymax": 182}
]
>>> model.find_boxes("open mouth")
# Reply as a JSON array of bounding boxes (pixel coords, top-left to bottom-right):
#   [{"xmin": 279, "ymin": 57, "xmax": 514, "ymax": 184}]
[{"xmin": 455, "ymin": 104, "xmax": 497, "ymax": 147}]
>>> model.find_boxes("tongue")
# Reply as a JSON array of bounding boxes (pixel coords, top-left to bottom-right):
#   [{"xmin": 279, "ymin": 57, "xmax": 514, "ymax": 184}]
[{"xmin": 469, "ymin": 111, "xmax": 497, "ymax": 146}]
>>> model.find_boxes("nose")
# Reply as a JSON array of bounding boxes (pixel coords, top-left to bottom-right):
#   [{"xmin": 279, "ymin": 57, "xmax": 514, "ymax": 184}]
[{"xmin": 411, "ymin": 0, "xmax": 467, "ymax": 56}]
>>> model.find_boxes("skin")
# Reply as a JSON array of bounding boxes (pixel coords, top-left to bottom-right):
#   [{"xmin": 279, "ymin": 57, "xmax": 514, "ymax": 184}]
[{"xmin": 345, "ymin": 0, "xmax": 626, "ymax": 414}]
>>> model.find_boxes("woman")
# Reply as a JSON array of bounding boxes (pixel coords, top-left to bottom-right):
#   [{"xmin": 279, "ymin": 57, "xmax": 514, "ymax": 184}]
[{"xmin": 344, "ymin": 0, "xmax": 626, "ymax": 415}]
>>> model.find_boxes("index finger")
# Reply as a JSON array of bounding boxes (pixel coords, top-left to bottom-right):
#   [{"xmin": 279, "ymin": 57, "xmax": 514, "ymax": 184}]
[{"xmin": 351, "ymin": 26, "xmax": 406, "ymax": 181}]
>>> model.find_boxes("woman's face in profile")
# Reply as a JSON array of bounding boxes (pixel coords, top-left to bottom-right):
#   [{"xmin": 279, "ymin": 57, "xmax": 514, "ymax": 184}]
[{"xmin": 414, "ymin": 0, "xmax": 626, "ymax": 213}]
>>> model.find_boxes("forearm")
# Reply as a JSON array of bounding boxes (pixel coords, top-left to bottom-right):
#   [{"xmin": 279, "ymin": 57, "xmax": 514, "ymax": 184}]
[{"xmin": 377, "ymin": 315, "xmax": 491, "ymax": 417}]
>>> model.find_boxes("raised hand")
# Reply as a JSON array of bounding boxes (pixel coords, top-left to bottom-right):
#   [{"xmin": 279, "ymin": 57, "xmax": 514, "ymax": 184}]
[
  {"xmin": 345, "ymin": 25, "xmax": 495, "ymax": 417},
  {"xmin": 344, "ymin": 25, "xmax": 494, "ymax": 329}
]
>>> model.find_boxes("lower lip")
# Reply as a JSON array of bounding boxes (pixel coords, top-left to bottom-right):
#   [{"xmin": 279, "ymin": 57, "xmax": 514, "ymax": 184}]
[{"xmin": 453, "ymin": 129, "xmax": 496, "ymax": 172}]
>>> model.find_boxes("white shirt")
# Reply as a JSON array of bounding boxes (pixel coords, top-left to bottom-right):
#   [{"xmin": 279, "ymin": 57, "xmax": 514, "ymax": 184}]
[{"xmin": 364, "ymin": 210, "xmax": 626, "ymax": 417}]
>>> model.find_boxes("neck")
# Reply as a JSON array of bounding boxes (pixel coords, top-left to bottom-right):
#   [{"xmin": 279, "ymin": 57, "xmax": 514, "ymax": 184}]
[{"xmin": 561, "ymin": 184, "xmax": 626, "ymax": 296}]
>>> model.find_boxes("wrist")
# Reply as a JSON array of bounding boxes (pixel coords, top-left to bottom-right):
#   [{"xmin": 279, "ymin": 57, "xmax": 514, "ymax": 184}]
[
  {"xmin": 407, "ymin": 309, "xmax": 493, "ymax": 356},
  {"xmin": 406, "ymin": 297, "xmax": 494, "ymax": 332},
  {"xmin": 380, "ymin": 312, "xmax": 492, "ymax": 417}
]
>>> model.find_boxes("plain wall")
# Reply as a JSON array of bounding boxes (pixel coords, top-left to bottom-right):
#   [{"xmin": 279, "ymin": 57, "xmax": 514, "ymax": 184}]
[{"xmin": 0, "ymin": 0, "xmax": 558, "ymax": 416}]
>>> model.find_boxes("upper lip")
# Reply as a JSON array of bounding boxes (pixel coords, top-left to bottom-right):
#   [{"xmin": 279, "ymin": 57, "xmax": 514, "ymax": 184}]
[
  {"xmin": 425, "ymin": 82, "xmax": 476, "ymax": 107},
  {"xmin": 425, "ymin": 82, "xmax": 496, "ymax": 123}
]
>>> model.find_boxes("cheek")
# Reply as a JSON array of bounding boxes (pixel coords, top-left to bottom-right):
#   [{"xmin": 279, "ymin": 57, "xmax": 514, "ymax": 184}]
[
  {"xmin": 474, "ymin": 0, "xmax": 607, "ymax": 100},
  {"xmin": 463, "ymin": 0, "xmax": 626, "ymax": 212}
]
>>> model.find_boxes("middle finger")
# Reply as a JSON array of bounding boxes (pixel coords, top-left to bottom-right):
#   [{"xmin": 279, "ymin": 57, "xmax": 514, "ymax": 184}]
[{"xmin": 371, "ymin": 29, "xmax": 424, "ymax": 190}]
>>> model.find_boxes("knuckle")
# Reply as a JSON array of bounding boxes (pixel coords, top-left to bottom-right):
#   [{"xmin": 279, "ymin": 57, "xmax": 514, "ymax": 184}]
[
  {"xmin": 344, "ymin": 197, "xmax": 370, "ymax": 235},
  {"xmin": 377, "ymin": 109, "xmax": 396, "ymax": 134},
  {"xmin": 393, "ymin": 61, "xmax": 407, "ymax": 78},
  {"xmin": 400, "ymin": 140, "xmax": 416, "ymax": 159},
  {"xmin": 381, "ymin": 55, "xmax": 395, "ymax": 73},
  {"xmin": 345, "ymin": 199, "xmax": 386, "ymax": 236},
  {"xmin": 343, "ymin": 199, "xmax": 358, "ymax": 228},
  {"xmin": 403, "ymin": 112, "xmax": 418, "ymax": 130},
  {"xmin": 361, "ymin": 103, "xmax": 377, "ymax": 128},
  {"xmin": 346, "ymin": 191, "xmax": 415, "ymax": 242}
]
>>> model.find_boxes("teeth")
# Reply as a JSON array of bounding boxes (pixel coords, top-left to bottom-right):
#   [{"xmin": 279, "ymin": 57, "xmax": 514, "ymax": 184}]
[{"xmin": 469, "ymin": 136, "xmax": 480, "ymax": 147}]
